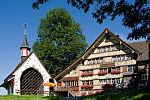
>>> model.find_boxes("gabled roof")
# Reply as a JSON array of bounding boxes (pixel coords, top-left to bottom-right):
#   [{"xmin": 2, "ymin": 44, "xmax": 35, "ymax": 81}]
[
  {"xmin": 54, "ymin": 28, "xmax": 141, "ymax": 79},
  {"xmin": 3, "ymin": 51, "xmax": 51, "ymax": 83},
  {"xmin": 129, "ymin": 41, "xmax": 149, "ymax": 61}
]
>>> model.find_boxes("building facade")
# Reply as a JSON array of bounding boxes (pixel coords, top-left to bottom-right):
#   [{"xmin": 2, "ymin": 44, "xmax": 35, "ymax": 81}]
[
  {"xmin": 1, "ymin": 30, "xmax": 51, "ymax": 95},
  {"xmin": 54, "ymin": 28, "xmax": 149, "ymax": 96}
]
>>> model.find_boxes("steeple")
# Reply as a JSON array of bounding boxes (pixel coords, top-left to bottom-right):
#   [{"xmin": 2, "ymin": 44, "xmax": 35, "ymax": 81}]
[{"xmin": 20, "ymin": 24, "xmax": 31, "ymax": 61}]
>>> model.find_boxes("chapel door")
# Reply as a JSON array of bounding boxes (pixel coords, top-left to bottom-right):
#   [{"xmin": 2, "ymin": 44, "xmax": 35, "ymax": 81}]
[{"xmin": 20, "ymin": 68, "xmax": 43, "ymax": 95}]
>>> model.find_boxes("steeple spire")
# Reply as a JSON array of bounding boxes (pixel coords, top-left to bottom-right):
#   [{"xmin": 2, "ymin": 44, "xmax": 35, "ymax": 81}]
[
  {"xmin": 20, "ymin": 24, "xmax": 31, "ymax": 61},
  {"xmin": 20, "ymin": 24, "xmax": 30, "ymax": 49}
]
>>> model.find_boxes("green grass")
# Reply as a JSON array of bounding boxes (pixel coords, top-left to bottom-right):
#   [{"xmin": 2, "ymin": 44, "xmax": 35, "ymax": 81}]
[
  {"xmin": 82, "ymin": 89, "xmax": 150, "ymax": 100},
  {"xmin": 0, "ymin": 94, "xmax": 63, "ymax": 100}
]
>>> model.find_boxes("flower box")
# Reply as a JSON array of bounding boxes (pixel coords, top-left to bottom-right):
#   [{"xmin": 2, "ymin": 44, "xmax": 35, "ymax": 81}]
[
  {"xmin": 81, "ymin": 72, "xmax": 93, "ymax": 77},
  {"xmin": 98, "ymin": 72, "xmax": 107, "ymax": 76},
  {"xmin": 101, "ymin": 83, "xmax": 116, "ymax": 88},
  {"xmin": 81, "ymin": 85, "xmax": 93, "ymax": 88},
  {"xmin": 111, "ymin": 70, "xmax": 120, "ymax": 74},
  {"xmin": 81, "ymin": 92, "xmax": 86, "ymax": 96},
  {"xmin": 88, "ymin": 91, "xmax": 95, "ymax": 95}
]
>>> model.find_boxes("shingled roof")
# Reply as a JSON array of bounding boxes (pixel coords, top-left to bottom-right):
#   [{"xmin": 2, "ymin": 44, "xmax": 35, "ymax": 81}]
[
  {"xmin": 128, "ymin": 41, "xmax": 149, "ymax": 61},
  {"xmin": 20, "ymin": 34, "xmax": 30, "ymax": 49}
]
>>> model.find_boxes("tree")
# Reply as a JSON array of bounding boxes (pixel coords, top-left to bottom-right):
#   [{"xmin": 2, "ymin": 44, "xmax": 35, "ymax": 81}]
[
  {"xmin": 32, "ymin": 7, "xmax": 88, "ymax": 77},
  {"xmin": 32, "ymin": 0, "xmax": 150, "ymax": 40}
]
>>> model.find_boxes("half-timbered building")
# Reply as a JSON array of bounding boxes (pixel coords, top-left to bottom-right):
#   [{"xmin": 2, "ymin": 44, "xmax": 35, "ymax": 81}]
[{"xmin": 53, "ymin": 28, "xmax": 149, "ymax": 96}]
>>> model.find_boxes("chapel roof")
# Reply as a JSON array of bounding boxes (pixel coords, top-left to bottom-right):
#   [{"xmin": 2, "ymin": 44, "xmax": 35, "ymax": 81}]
[{"xmin": 20, "ymin": 34, "xmax": 30, "ymax": 49}]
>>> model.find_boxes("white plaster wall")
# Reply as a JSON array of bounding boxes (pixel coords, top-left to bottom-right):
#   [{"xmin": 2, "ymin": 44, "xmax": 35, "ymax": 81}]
[{"xmin": 13, "ymin": 53, "xmax": 51, "ymax": 95}]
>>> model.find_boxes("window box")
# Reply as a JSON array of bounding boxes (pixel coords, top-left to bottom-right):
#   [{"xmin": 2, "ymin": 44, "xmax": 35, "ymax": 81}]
[
  {"xmin": 81, "ymin": 72, "xmax": 93, "ymax": 77},
  {"xmin": 88, "ymin": 91, "xmax": 95, "ymax": 95},
  {"xmin": 111, "ymin": 70, "xmax": 120, "ymax": 74},
  {"xmin": 102, "ymin": 83, "xmax": 116, "ymax": 88},
  {"xmin": 81, "ymin": 85, "xmax": 93, "ymax": 88},
  {"xmin": 98, "ymin": 72, "xmax": 107, "ymax": 76},
  {"xmin": 81, "ymin": 92, "xmax": 86, "ymax": 96}
]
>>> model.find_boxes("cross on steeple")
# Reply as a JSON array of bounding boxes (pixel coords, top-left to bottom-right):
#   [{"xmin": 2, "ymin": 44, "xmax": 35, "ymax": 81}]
[{"xmin": 24, "ymin": 24, "xmax": 27, "ymax": 34}]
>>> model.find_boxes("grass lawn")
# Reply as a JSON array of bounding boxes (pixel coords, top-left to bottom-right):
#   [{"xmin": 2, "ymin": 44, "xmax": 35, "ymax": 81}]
[
  {"xmin": 83, "ymin": 89, "xmax": 150, "ymax": 100},
  {"xmin": 0, "ymin": 95, "xmax": 63, "ymax": 100}
]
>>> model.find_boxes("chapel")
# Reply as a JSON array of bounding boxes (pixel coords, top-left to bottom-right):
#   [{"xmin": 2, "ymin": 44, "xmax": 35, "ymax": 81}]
[{"xmin": 1, "ymin": 28, "xmax": 51, "ymax": 95}]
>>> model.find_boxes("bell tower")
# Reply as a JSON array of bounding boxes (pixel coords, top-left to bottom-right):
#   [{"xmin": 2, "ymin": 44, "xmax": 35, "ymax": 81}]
[{"xmin": 20, "ymin": 24, "xmax": 31, "ymax": 61}]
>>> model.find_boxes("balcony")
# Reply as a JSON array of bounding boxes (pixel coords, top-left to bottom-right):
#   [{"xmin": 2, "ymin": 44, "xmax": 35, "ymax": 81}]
[
  {"xmin": 100, "ymin": 63, "xmax": 115, "ymax": 68},
  {"xmin": 54, "ymin": 86, "xmax": 79, "ymax": 92}
]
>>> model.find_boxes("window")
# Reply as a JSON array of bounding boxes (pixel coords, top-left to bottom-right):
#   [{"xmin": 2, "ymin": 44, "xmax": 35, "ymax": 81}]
[
  {"xmin": 104, "ymin": 79, "xmax": 108, "ymax": 84},
  {"xmin": 117, "ymin": 56, "xmax": 121, "ymax": 61},
  {"xmin": 71, "ymin": 81, "xmax": 74, "ymax": 86},
  {"xmin": 100, "ymin": 68, "xmax": 107, "ymax": 72},
  {"xmin": 75, "ymin": 81, "xmax": 78, "ymax": 86},
  {"xmin": 104, "ymin": 68, "xmax": 107, "ymax": 72},
  {"xmin": 73, "ymin": 69, "xmax": 77, "ymax": 74},
  {"xmin": 64, "ymin": 81, "xmax": 66, "ymax": 86},
  {"xmin": 112, "ymin": 79, "xmax": 115, "ymax": 84},
  {"xmin": 128, "ymin": 65, "xmax": 132, "ymax": 72},
  {"xmin": 100, "ymin": 68, "xmax": 103, "ymax": 72},
  {"xmin": 106, "ymin": 46, "xmax": 111, "ymax": 51},
  {"xmin": 142, "ymin": 74, "xmax": 148, "ymax": 80},
  {"xmin": 88, "ymin": 59, "xmax": 91, "ymax": 65},
  {"xmin": 102, "ymin": 47, "xmax": 106, "ymax": 52},
  {"xmin": 90, "ymin": 69, "xmax": 93, "ymax": 72},
  {"xmin": 108, "ymin": 68, "xmax": 111, "ymax": 73},
  {"xmin": 98, "ymin": 48, "xmax": 102, "ymax": 53},
  {"xmin": 92, "ymin": 59, "xmax": 95, "ymax": 64},
  {"xmin": 67, "ymin": 81, "xmax": 70, "ymax": 86},
  {"xmin": 111, "ymin": 45, "xmax": 115, "ymax": 51},
  {"xmin": 112, "ymin": 56, "xmax": 116, "ymax": 62},
  {"xmin": 111, "ymin": 67, "xmax": 116, "ymax": 71},
  {"xmin": 116, "ymin": 67, "xmax": 120, "ymax": 70},
  {"xmin": 99, "ymin": 80, "xmax": 103, "ymax": 84},
  {"xmin": 116, "ymin": 79, "xmax": 120, "ymax": 84},
  {"xmin": 116, "ymin": 45, "xmax": 120, "ymax": 50},
  {"xmin": 82, "ymin": 81, "xmax": 85, "ymax": 85},
  {"xmin": 90, "ymin": 80, "xmax": 93, "ymax": 85},
  {"xmin": 121, "ymin": 55, "xmax": 125, "ymax": 61},
  {"xmin": 100, "ymin": 58, "xmax": 103, "ymax": 63},
  {"xmin": 96, "ymin": 58, "xmax": 99, "ymax": 64},
  {"xmin": 126, "ymin": 55, "xmax": 131, "ymax": 60}
]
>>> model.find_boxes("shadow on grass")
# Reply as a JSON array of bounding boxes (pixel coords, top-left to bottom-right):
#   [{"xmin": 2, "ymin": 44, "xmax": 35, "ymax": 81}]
[{"xmin": 83, "ymin": 89, "xmax": 150, "ymax": 100}]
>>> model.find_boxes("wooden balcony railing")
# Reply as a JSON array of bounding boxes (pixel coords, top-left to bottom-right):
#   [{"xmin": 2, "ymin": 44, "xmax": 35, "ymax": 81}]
[
  {"xmin": 54, "ymin": 86, "xmax": 79, "ymax": 91},
  {"xmin": 100, "ymin": 63, "xmax": 115, "ymax": 68}
]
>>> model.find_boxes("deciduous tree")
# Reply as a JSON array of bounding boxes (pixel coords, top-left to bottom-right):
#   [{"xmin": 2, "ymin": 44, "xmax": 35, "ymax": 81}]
[{"xmin": 32, "ymin": 7, "xmax": 88, "ymax": 77}]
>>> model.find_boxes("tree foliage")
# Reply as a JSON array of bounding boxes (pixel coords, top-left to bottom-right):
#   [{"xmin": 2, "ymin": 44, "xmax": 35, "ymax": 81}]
[
  {"xmin": 32, "ymin": 0, "xmax": 150, "ymax": 40},
  {"xmin": 32, "ymin": 7, "xmax": 88, "ymax": 77}
]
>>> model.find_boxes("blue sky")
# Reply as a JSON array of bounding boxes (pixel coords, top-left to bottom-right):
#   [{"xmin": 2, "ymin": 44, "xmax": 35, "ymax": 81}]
[{"xmin": 0, "ymin": 0, "xmax": 145, "ymax": 95}]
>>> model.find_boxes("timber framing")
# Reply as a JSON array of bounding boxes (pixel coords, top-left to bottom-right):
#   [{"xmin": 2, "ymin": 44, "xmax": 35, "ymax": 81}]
[{"xmin": 54, "ymin": 28, "xmax": 141, "ymax": 80}]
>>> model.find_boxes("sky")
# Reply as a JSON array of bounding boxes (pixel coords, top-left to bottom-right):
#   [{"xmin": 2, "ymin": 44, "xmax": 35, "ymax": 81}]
[{"xmin": 0, "ymin": 0, "xmax": 145, "ymax": 95}]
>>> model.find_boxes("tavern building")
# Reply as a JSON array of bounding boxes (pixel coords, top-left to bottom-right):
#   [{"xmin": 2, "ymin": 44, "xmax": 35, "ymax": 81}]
[
  {"xmin": 1, "ymin": 28, "xmax": 51, "ymax": 95},
  {"xmin": 53, "ymin": 28, "xmax": 149, "ymax": 96}
]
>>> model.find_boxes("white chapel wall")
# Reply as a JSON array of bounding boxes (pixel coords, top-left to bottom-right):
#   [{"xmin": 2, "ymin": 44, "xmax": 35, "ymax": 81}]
[{"xmin": 13, "ymin": 53, "xmax": 51, "ymax": 95}]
